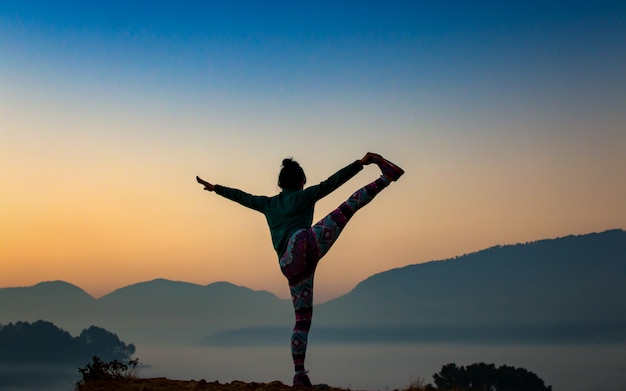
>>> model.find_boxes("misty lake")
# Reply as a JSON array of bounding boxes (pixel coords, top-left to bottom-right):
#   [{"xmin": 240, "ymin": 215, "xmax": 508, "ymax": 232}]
[
  {"xmin": 136, "ymin": 342, "xmax": 626, "ymax": 391},
  {"xmin": 3, "ymin": 343, "xmax": 626, "ymax": 391}
]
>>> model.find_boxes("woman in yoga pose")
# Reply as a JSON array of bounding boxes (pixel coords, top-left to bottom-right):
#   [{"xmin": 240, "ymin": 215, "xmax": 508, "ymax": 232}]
[{"xmin": 196, "ymin": 152, "xmax": 403, "ymax": 387}]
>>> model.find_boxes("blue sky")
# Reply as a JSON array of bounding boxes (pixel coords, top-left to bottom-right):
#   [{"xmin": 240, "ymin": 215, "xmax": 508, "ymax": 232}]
[{"xmin": 2, "ymin": 1, "xmax": 625, "ymax": 300}]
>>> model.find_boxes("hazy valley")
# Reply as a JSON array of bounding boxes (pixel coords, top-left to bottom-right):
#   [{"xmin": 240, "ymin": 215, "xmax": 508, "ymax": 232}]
[
  {"xmin": 2, "ymin": 229, "xmax": 625, "ymax": 346},
  {"xmin": 2, "ymin": 229, "xmax": 625, "ymax": 390}
]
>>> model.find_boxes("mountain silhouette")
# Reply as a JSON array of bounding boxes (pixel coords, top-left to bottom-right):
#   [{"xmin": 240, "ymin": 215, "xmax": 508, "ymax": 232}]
[
  {"xmin": 0, "ymin": 281, "xmax": 97, "ymax": 333},
  {"xmin": 1, "ymin": 229, "xmax": 624, "ymax": 345},
  {"xmin": 312, "ymin": 229, "xmax": 626, "ymax": 342},
  {"xmin": 95, "ymin": 279, "xmax": 292, "ymax": 343},
  {"xmin": 0, "ymin": 279, "xmax": 291, "ymax": 344}
]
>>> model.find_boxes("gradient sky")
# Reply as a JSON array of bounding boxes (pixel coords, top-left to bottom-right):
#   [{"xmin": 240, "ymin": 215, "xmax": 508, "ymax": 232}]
[{"xmin": 2, "ymin": 1, "xmax": 625, "ymax": 302}]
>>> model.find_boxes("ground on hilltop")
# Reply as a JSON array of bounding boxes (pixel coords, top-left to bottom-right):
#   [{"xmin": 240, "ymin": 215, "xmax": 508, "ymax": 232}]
[{"xmin": 77, "ymin": 378, "xmax": 353, "ymax": 391}]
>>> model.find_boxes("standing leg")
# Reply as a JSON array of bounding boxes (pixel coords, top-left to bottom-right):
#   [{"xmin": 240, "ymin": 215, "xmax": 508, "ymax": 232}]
[
  {"xmin": 280, "ymin": 230, "xmax": 318, "ymax": 386},
  {"xmin": 289, "ymin": 273, "xmax": 315, "ymax": 385}
]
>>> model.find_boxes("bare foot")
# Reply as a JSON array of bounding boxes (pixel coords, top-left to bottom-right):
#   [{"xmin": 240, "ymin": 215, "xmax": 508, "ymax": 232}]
[{"xmin": 371, "ymin": 155, "xmax": 404, "ymax": 181}]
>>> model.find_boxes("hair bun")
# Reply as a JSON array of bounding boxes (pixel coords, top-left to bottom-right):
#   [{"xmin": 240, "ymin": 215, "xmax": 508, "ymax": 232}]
[{"xmin": 282, "ymin": 158, "xmax": 298, "ymax": 167}]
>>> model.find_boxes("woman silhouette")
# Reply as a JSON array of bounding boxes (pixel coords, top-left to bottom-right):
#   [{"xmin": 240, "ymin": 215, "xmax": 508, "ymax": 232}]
[{"xmin": 196, "ymin": 152, "xmax": 403, "ymax": 386}]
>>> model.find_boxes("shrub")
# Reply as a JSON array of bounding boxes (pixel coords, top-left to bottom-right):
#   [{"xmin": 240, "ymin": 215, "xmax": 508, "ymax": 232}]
[
  {"xmin": 405, "ymin": 376, "xmax": 436, "ymax": 391},
  {"xmin": 75, "ymin": 355, "xmax": 139, "ymax": 390}
]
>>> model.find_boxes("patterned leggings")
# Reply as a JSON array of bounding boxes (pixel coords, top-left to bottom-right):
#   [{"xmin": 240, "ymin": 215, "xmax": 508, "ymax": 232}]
[{"xmin": 278, "ymin": 175, "xmax": 391, "ymax": 373}]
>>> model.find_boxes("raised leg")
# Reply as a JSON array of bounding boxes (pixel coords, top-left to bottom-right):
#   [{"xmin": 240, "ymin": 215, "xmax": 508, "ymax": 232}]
[{"xmin": 311, "ymin": 175, "xmax": 391, "ymax": 260}]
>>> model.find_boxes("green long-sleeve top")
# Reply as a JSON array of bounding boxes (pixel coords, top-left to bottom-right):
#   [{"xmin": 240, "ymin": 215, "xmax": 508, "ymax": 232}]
[{"xmin": 214, "ymin": 160, "xmax": 363, "ymax": 258}]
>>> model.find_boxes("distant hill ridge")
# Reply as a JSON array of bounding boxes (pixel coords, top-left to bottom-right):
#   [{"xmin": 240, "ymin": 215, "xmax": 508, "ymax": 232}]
[
  {"xmin": 0, "ymin": 279, "xmax": 291, "ymax": 344},
  {"xmin": 2, "ymin": 229, "xmax": 625, "ymax": 345}
]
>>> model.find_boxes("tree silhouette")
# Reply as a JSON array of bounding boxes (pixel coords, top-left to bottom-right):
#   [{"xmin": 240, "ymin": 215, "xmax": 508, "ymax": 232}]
[
  {"xmin": 433, "ymin": 362, "xmax": 552, "ymax": 391},
  {"xmin": 0, "ymin": 320, "xmax": 134, "ymax": 365},
  {"xmin": 433, "ymin": 363, "xmax": 466, "ymax": 390},
  {"xmin": 78, "ymin": 325, "xmax": 135, "ymax": 362}
]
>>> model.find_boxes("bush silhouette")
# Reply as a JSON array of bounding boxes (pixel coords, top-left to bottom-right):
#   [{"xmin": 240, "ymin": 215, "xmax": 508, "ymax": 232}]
[{"xmin": 76, "ymin": 356, "xmax": 139, "ymax": 389}]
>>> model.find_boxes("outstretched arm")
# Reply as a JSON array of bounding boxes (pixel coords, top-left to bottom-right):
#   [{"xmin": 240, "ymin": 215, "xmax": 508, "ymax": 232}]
[
  {"xmin": 196, "ymin": 176, "xmax": 269, "ymax": 212},
  {"xmin": 299, "ymin": 153, "xmax": 379, "ymax": 201},
  {"xmin": 196, "ymin": 176, "xmax": 215, "ymax": 192}
]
